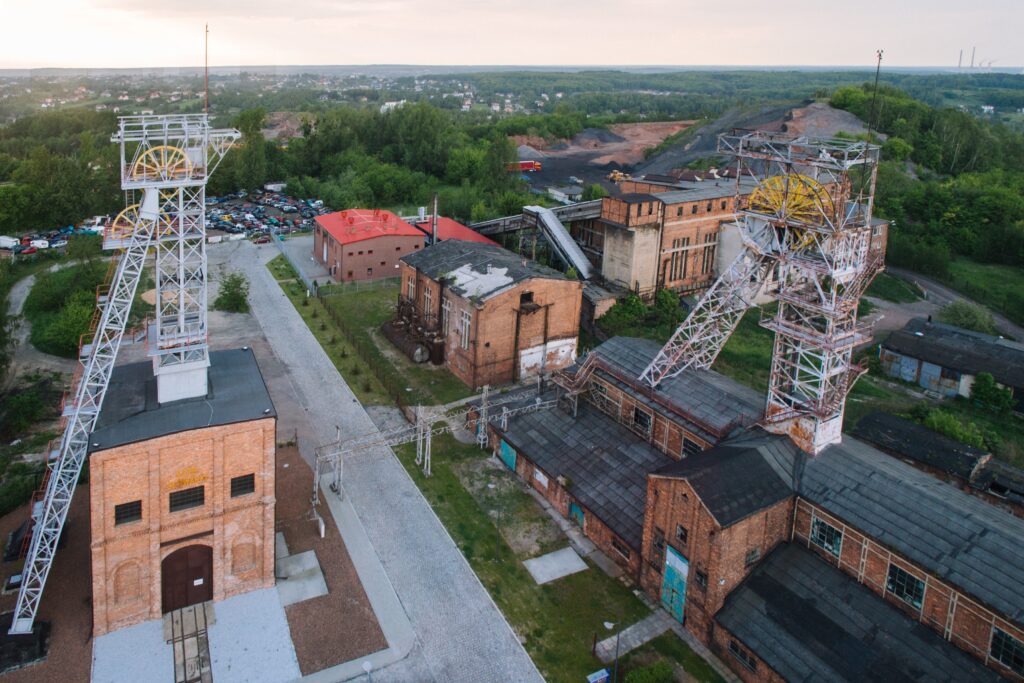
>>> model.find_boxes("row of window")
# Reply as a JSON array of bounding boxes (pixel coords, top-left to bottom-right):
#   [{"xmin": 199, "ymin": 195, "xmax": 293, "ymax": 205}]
[
  {"xmin": 674, "ymin": 200, "xmax": 729, "ymax": 217},
  {"xmin": 347, "ymin": 246, "xmax": 409, "ymax": 257},
  {"xmin": 113, "ymin": 474, "xmax": 256, "ymax": 525},
  {"xmin": 409, "ymin": 277, "xmax": 471, "ymax": 349},
  {"xmin": 809, "ymin": 513, "xmax": 1024, "ymax": 676}
]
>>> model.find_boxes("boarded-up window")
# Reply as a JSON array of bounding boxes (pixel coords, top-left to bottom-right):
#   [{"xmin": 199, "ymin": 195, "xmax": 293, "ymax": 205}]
[
  {"xmin": 231, "ymin": 541, "xmax": 256, "ymax": 574},
  {"xmin": 113, "ymin": 562, "xmax": 141, "ymax": 605},
  {"xmin": 533, "ymin": 469, "xmax": 549, "ymax": 489}
]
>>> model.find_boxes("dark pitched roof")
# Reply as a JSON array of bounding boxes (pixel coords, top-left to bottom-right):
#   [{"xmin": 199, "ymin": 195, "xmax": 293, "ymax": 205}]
[
  {"xmin": 654, "ymin": 440, "xmax": 794, "ymax": 527},
  {"xmin": 882, "ymin": 318, "xmax": 1024, "ymax": 388},
  {"xmin": 716, "ymin": 543, "xmax": 1003, "ymax": 682},
  {"xmin": 89, "ymin": 347, "xmax": 276, "ymax": 453},
  {"xmin": 850, "ymin": 412, "xmax": 988, "ymax": 480},
  {"xmin": 590, "ymin": 337, "xmax": 763, "ymax": 442},
  {"xmin": 972, "ymin": 459, "xmax": 1024, "ymax": 506},
  {"xmin": 657, "ymin": 428, "xmax": 1024, "ymax": 624},
  {"xmin": 495, "ymin": 402, "xmax": 671, "ymax": 549},
  {"xmin": 400, "ymin": 240, "xmax": 568, "ymax": 301}
]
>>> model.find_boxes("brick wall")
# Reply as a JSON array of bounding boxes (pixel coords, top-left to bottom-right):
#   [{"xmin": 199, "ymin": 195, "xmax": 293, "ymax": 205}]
[
  {"xmin": 793, "ymin": 498, "xmax": 1024, "ymax": 680},
  {"xmin": 710, "ymin": 625, "xmax": 786, "ymax": 683},
  {"xmin": 659, "ymin": 196, "xmax": 735, "ymax": 292},
  {"xmin": 89, "ymin": 418, "xmax": 276, "ymax": 635},
  {"xmin": 639, "ymin": 476, "xmax": 793, "ymax": 643},
  {"xmin": 314, "ymin": 228, "xmax": 423, "ymax": 282}
]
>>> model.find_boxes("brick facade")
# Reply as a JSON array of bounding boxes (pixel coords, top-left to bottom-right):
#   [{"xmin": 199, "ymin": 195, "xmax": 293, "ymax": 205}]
[
  {"xmin": 398, "ymin": 261, "xmax": 582, "ymax": 389},
  {"xmin": 89, "ymin": 417, "xmax": 276, "ymax": 635},
  {"xmin": 314, "ymin": 225, "xmax": 423, "ymax": 282}
]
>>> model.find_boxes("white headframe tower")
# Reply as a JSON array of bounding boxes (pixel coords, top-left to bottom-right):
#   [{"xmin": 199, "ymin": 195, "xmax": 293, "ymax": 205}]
[
  {"xmin": 9, "ymin": 114, "xmax": 238, "ymax": 635},
  {"xmin": 640, "ymin": 131, "xmax": 881, "ymax": 454}
]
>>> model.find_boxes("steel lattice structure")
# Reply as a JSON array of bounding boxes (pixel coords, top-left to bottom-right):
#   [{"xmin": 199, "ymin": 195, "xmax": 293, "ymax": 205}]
[
  {"xmin": 9, "ymin": 115, "xmax": 237, "ymax": 635},
  {"xmin": 640, "ymin": 131, "xmax": 881, "ymax": 454}
]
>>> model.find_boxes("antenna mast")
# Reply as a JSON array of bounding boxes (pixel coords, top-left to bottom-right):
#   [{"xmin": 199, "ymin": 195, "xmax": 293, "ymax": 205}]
[{"xmin": 204, "ymin": 24, "xmax": 210, "ymax": 114}]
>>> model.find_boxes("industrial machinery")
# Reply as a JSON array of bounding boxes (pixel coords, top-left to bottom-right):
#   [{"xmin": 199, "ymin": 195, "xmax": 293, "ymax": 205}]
[
  {"xmin": 640, "ymin": 131, "xmax": 882, "ymax": 453},
  {"xmin": 8, "ymin": 115, "xmax": 238, "ymax": 635}
]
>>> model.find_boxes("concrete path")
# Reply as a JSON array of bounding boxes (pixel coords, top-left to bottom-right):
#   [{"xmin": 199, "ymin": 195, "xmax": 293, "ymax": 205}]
[
  {"xmin": 4, "ymin": 262, "xmax": 78, "ymax": 385},
  {"xmin": 523, "ymin": 546, "xmax": 588, "ymax": 585},
  {"xmin": 595, "ymin": 610, "xmax": 673, "ymax": 664},
  {"xmin": 217, "ymin": 240, "xmax": 543, "ymax": 683}
]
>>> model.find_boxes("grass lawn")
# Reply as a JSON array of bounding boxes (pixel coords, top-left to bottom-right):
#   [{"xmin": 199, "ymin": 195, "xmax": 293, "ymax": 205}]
[
  {"xmin": 394, "ymin": 434, "xmax": 720, "ymax": 683},
  {"xmin": 943, "ymin": 258, "xmax": 1024, "ymax": 327},
  {"xmin": 866, "ymin": 272, "xmax": 923, "ymax": 303},
  {"xmin": 267, "ymin": 254, "xmax": 300, "ymax": 281},
  {"xmin": 619, "ymin": 632, "xmax": 725, "ymax": 683},
  {"xmin": 320, "ymin": 285, "xmax": 475, "ymax": 405},
  {"xmin": 713, "ymin": 308, "xmax": 773, "ymax": 393},
  {"xmin": 267, "ymin": 271, "xmax": 392, "ymax": 405}
]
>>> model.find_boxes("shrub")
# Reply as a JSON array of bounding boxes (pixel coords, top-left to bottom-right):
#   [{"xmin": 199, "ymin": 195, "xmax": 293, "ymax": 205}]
[
  {"xmin": 33, "ymin": 289, "xmax": 96, "ymax": 357},
  {"xmin": 0, "ymin": 390, "xmax": 45, "ymax": 437},
  {"xmin": 214, "ymin": 271, "xmax": 250, "ymax": 313},
  {"xmin": 970, "ymin": 372, "xmax": 1014, "ymax": 414},
  {"xmin": 937, "ymin": 300, "xmax": 995, "ymax": 334},
  {"xmin": 922, "ymin": 409, "xmax": 986, "ymax": 449}
]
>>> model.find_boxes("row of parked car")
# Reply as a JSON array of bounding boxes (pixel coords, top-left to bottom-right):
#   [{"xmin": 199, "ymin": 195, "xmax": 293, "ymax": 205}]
[
  {"xmin": 205, "ymin": 190, "xmax": 330, "ymax": 241},
  {"xmin": 0, "ymin": 221, "xmax": 104, "ymax": 256}
]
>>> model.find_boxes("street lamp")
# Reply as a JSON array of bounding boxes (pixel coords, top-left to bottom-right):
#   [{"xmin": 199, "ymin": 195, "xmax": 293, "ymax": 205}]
[
  {"xmin": 488, "ymin": 482, "xmax": 501, "ymax": 562},
  {"xmin": 604, "ymin": 621, "xmax": 620, "ymax": 683}
]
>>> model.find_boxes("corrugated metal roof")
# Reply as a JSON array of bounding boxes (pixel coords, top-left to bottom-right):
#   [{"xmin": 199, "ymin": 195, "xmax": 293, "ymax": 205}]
[
  {"xmin": 89, "ymin": 347, "xmax": 275, "ymax": 453},
  {"xmin": 851, "ymin": 412, "xmax": 988, "ymax": 479},
  {"xmin": 716, "ymin": 543, "xmax": 1003, "ymax": 682},
  {"xmin": 414, "ymin": 216, "xmax": 497, "ymax": 246}
]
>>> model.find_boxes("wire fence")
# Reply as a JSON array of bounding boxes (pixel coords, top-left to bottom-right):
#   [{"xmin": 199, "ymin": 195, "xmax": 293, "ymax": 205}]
[
  {"xmin": 317, "ymin": 277, "xmax": 400, "ymax": 297},
  {"xmin": 317, "ymin": 285, "xmax": 412, "ymax": 411},
  {"xmin": 268, "ymin": 228, "xmax": 316, "ymax": 292}
]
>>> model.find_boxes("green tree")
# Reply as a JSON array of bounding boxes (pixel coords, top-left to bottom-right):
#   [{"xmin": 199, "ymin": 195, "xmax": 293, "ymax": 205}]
[
  {"xmin": 234, "ymin": 108, "xmax": 268, "ymax": 191},
  {"xmin": 970, "ymin": 372, "xmax": 1014, "ymax": 414},
  {"xmin": 582, "ymin": 183, "xmax": 608, "ymax": 201},
  {"xmin": 937, "ymin": 300, "xmax": 996, "ymax": 334},
  {"xmin": 36, "ymin": 289, "xmax": 96, "ymax": 357},
  {"xmin": 214, "ymin": 271, "xmax": 250, "ymax": 313}
]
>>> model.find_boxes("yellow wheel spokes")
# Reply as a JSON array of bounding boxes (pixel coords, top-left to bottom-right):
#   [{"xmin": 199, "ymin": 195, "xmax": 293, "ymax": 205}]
[
  {"xmin": 110, "ymin": 204, "xmax": 141, "ymax": 241},
  {"xmin": 130, "ymin": 145, "xmax": 191, "ymax": 181},
  {"xmin": 749, "ymin": 174, "xmax": 834, "ymax": 249}
]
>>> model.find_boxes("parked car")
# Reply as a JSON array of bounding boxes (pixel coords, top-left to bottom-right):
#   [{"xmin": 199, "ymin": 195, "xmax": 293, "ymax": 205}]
[{"xmin": 253, "ymin": 235, "xmax": 270, "ymax": 244}]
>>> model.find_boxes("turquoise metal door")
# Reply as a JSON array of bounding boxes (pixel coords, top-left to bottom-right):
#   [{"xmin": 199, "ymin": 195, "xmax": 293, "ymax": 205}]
[
  {"xmin": 661, "ymin": 546, "xmax": 688, "ymax": 623},
  {"xmin": 569, "ymin": 502, "xmax": 584, "ymax": 527},
  {"xmin": 498, "ymin": 440, "xmax": 517, "ymax": 471}
]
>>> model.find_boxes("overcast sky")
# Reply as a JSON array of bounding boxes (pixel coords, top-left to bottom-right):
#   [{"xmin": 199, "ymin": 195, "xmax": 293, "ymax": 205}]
[{"xmin": 1, "ymin": 0, "xmax": 1020, "ymax": 70}]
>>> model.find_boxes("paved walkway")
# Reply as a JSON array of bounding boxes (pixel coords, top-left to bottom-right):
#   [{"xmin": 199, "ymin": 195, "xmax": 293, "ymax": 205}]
[
  {"xmin": 595, "ymin": 611, "xmax": 673, "ymax": 664},
  {"xmin": 220, "ymin": 240, "xmax": 543, "ymax": 683},
  {"xmin": 4, "ymin": 261, "xmax": 78, "ymax": 386}
]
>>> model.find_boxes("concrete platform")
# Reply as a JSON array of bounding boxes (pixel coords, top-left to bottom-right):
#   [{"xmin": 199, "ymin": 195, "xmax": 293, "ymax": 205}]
[
  {"xmin": 523, "ymin": 546, "xmax": 588, "ymax": 585},
  {"xmin": 276, "ymin": 549, "xmax": 329, "ymax": 606}
]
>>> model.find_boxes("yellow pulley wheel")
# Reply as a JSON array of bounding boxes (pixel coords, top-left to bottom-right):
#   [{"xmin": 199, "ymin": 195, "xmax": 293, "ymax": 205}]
[{"xmin": 130, "ymin": 145, "xmax": 191, "ymax": 181}]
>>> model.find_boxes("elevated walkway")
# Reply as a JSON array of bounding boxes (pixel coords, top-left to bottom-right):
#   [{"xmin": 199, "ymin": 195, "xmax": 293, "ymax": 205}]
[{"xmin": 524, "ymin": 205, "xmax": 594, "ymax": 279}]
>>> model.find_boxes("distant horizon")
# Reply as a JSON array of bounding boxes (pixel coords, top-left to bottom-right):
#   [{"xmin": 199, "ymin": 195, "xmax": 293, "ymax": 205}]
[{"xmin": 3, "ymin": 1, "xmax": 1020, "ymax": 71}]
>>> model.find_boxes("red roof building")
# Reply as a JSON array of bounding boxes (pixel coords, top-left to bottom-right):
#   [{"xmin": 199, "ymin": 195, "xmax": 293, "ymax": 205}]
[
  {"xmin": 314, "ymin": 209, "xmax": 424, "ymax": 282},
  {"xmin": 414, "ymin": 216, "xmax": 498, "ymax": 246}
]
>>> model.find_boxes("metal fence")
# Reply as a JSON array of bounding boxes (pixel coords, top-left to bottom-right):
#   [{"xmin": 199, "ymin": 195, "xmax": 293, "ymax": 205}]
[
  {"xmin": 269, "ymin": 229, "xmax": 315, "ymax": 292},
  {"xmin": 317, "ymin": 276, "xmax": 400, "ymax": 297}
]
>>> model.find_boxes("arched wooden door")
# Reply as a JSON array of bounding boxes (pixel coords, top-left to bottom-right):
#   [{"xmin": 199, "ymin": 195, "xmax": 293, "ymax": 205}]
[{"xmin": 161, "ymin": 544, "xmax": 213, "ymax": 613}]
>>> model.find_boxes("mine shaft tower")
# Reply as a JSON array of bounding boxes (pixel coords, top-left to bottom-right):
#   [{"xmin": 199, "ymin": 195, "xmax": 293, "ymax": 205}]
[
  {"xmin": 640, "ymin": 131, "xmax": 882, "ymax": 453},
  {"xmin": 9, "ymin": 115, "xmax": 238, "ymax": 635}
]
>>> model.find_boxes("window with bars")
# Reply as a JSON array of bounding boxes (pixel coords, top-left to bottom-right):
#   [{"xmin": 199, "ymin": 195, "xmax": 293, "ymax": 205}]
[
  {"xmin": 458, "ymin": 309, "xmax": 472, "ymax": 350},
  {"xmin": 728, "ymin": 640, "xmax": 757, "ymax": 672},
  {"xmin": 114, "ymin": 500, "xmax": 142, "ymax": 525},
  {"xmin": 651, "ymin": 527, "xmax": 666, "ymax": 567},
  {"xmin": 810, "ymin": 514, "xmax": 843, "ymax": 558},
  {"xmin": 886, "ymin": 564, "xmax": 925, "ymax": 610},
  {"xmin": 695, "ymin": 570, "xmax": 708, "ymax": 590},
  {"xmin": 676, "ymin": 524, "xmax": 688, "ymax": 545},
  {"xmin": 701, "ymin": 233, "xmax": 717, "ymax": 275},
  {"xmin": 406, "ymin": 276, "xmax": 415, "ymax": 300},
  {"xmin": 745, "ymin": 547, "xmax": 761, "ymax": 567},
  {"xmin": 423, "ymin": 287, "xmax": 432, "ymax": 318},
  {"xmin": 668, "ymin": 238, "xmax": 690, "ymax": 281},
  {"xmin": 231, "ymin": 473, "xmax": 255, "ymax": 498},
  {"xmin": 682, "ymin": 438, "xmax": 702, "ymax": 458},
  {"xmin": 611, "ymin": 537, "xmax": 631, "ymax": 559},
  {"xmin": 169, "ymin": 486, "xmax": 205, "ymax": 513},
  {"xmin": 441, "ymin": 298, "xmax": 451, "ymax": 334},
  {"xmin": 991, "ymin": 627, "xmax": 1024, "ymax": 676},
  {"xmin": 631, "ymin": 407, "xmax": 652, "ymax": 436}
]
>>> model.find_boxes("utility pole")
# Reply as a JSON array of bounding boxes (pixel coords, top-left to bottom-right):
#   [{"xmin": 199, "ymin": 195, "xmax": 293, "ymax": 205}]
[{"xmin": 204, "ymin": 24, "xmax": 210, "ymax": 114}]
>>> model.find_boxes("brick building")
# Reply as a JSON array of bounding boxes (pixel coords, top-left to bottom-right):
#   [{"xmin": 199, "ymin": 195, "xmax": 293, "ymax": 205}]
[
  {"xmin": 394, "ymin": 240, "xmax": 582, "ymax": 389},
  {"xmin": 87, "ymin": 348, "xmax": 276, "ymax": 636},
  {"xmin": 476, "ymin": 334, "xmax": 1024, "ymax": 681},
  {"xmin": 313, "ymin": 208, "xmax": 424, "ymax": 282}
]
